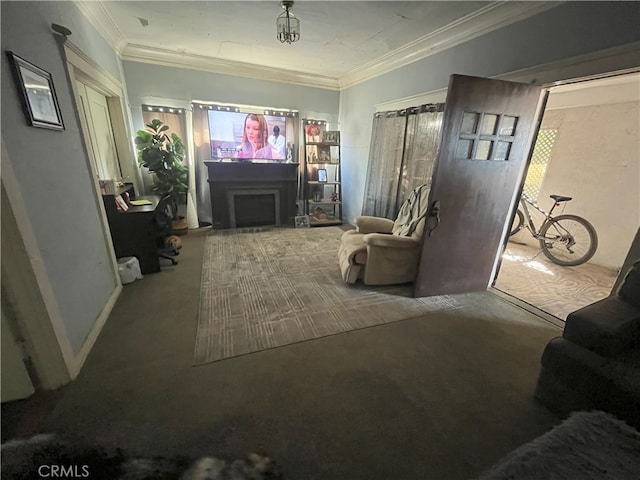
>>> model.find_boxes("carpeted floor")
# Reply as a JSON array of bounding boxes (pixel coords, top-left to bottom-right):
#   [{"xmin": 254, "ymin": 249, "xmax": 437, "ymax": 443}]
[
  {"xmin": 4, "ymin": 228, "xmax": 566, "ymax": 480},
  {"xmin": 195, "ymin": 227, "xmax": 461, "ymax": 364},
  {"xmin": 474, "ymin": 410, "xmax": 640, "ymax": 480}
]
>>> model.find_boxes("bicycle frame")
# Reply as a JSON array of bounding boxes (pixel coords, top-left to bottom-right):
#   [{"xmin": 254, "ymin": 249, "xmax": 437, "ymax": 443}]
[
  {"xmin": 517, "ymin": 195, "xmax": 562, "ymax": 239},
  {"xmin": 511, "ymin": 194, "xmax": 598, "ymax": 266}
]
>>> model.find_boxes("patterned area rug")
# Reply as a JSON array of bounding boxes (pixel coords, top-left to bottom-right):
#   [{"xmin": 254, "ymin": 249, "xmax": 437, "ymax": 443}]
[{"xmin": 194, "ymin": 226, "xmax": 462, "ymax": 365}]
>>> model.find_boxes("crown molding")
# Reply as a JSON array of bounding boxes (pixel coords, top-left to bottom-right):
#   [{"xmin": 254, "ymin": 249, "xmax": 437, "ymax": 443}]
[
  {"xmin": 77, "ymin": 0, "xmax": 561, "ymax": 91},
  {"xmin": 376, "ymin": 42, "xmax": 640, "ymax": 113},
  {"xmin": 497, "ymin": 42, "xmax": 640, "ymax": 87},
  {"xmin": 73, "ymin": 0, "xmax": 127, "ymax": 53},
  {"xmin": 339, "ymin": 1, "xmax": 563, "ymax": 89},
  {"xmin": 64, "ymin": 40, "xmax": 123, "ymax": 95},
  {"xmin": 121, "ymin": 44, "xmax": 341, "ymax": 90}
]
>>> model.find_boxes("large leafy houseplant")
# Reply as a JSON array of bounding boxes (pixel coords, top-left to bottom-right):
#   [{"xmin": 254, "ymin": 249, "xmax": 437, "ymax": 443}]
[{"xmin": 135, "ymin": 119, "xmax": 188, "ymax": 215}]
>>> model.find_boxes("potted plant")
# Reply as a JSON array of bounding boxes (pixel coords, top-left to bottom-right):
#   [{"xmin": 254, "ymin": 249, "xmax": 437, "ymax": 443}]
[{"xmin": 135, "ymin": 119, "xmax": 188, "ymax": 217}]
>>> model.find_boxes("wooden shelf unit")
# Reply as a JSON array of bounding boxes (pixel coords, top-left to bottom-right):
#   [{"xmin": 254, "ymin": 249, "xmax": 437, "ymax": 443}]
[{"xmin": 302, "ymin": 119, "xmax": 342, "ymax": 227}]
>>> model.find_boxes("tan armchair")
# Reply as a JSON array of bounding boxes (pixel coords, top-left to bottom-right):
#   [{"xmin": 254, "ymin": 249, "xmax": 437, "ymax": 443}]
[{"xmin": 338, "ymin": 184, "xmax": 431, "ymax": 285}]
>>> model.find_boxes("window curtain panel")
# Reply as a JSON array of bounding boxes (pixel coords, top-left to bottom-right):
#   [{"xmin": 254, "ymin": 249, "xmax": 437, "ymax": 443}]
[
  {"xmin": 362, "ymin": 112, "xmax": 408, "ymax": 219},
  {"xmin": 284, "ymin": 115, "xmax": 304, "ymax": 210},
  {"xmin": 141, "ymin": 107, "xmax": 199, "ymax": 228},
  {"xmin": 192, "ymin": 106, "xmax": 214, "ymax": 226},
  {"xmin": 140, "ymin": 109, "xmax": 187, "ymax": 192},
  {"xmin": 362, "ymin": 104, "xmax": 444, "ymax": 219},
  {"xmin": 397, "ymin": 104, "xmax": 444, "ymax": 205}
]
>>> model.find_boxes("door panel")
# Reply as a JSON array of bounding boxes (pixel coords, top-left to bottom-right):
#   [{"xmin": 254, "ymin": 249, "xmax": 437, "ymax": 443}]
[
  {"xmin": 85, "ymin": 85, "xmax": 121, "ymax": 180},
  {"xmin": 415, "ymin": 75, "xmax": 544, "ymax": 297},
  {"xmin": 75, "ymin": 81, "xmax": 102, "ymax": 177}
]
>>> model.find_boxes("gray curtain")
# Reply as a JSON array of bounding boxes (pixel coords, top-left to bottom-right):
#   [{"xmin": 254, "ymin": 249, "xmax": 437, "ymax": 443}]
[
  {"xmin": 362, "ymin": 104, "xmax": 444, "ymax": 219},
  {"xmin": 192, "ymin": 106, "xmax": 213, "ymax": 225},
  {"xmin": 362, "ymin": 112, "xmax": 408, "ymax": 218}
]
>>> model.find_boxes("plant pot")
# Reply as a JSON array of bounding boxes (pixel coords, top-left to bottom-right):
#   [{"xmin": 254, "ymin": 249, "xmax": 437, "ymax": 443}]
[{"xmin": 172, "ymin": 216, "xmax": 189, "ymax": 235}]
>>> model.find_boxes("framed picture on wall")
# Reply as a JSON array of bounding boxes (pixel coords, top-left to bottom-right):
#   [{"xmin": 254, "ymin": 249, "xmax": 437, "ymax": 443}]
[
  {"xmin": 295, "ymin": 215, "xmax": 310, "ymax": 228},
  {"xmin": 324, "ymin": 130, "xmax": 340, "ymax": 144},
  {"xmin": 6, "ymin": 51, "xmax": 64, "ymax": 130}
]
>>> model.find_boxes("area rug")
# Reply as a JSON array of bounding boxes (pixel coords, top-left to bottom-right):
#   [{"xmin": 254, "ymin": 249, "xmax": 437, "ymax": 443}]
[
  {"xmin": 474, "ymin": 410, "xmax": 640, "ymax": 480},
  {"xmin": 194, "ymin": 226, "xmax": 462, "ymax": 364}
]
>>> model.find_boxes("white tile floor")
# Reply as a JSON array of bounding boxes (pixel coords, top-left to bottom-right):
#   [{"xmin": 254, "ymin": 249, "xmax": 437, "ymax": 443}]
[{"xmin": 494, "ymin": 241, "xmax": 619, "ymax": 320}]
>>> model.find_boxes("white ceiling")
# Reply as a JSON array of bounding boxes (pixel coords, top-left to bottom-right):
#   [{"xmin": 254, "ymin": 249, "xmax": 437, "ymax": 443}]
[{"xmin": 77, "ymin": 1, "xmax": 559, "ymax": 88}]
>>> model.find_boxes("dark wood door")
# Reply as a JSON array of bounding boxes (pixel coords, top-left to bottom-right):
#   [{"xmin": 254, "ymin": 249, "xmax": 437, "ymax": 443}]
[{"xmin": 414, "ymin": 74, "xmax": 544, "ymax": 297}]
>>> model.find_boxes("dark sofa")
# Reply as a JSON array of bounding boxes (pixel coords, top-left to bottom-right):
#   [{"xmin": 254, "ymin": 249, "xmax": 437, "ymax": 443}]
[{"xmin": 534, "ymin": 258, "xmax": 640, "ymax": 429}]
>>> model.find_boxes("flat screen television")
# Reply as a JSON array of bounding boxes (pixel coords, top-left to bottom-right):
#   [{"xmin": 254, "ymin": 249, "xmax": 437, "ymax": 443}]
[{"xmin": 208, "ymin": 110, "xmax": 287, "ymax": 160}]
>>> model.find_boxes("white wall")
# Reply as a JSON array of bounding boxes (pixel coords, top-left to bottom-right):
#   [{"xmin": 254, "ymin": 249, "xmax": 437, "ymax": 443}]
[
  {"xmin": 1, "ymin": 1, "xmax": 122, "ymax": 354},
  {"xmin": 338, "ymin": 2, "xmax": 640, "ymax": 223},
  {"xmin": 122, "ymin": 61, "xmax": 340, "ymax": 132},
  {"xmin": 535, "ymin": 102, "xmax": 640, "ymax": 269}
]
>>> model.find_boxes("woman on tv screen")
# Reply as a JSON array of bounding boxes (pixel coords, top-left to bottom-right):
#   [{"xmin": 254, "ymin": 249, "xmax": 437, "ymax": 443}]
[
  {"xmin": 237, "ymin": 113, "xmax": 273, "ymax": 159},
  {"xmin": 209, "ymin": 110, "xmax": 287, "ymax": 161}
]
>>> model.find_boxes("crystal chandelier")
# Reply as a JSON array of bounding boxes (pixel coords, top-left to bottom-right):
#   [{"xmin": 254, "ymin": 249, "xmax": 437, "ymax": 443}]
[{"xmin": 276, "ymin": 1, "xmax": 300, "ymax": 44}]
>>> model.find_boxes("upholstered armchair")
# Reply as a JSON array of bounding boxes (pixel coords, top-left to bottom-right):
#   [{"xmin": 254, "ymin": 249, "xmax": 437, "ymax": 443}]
[{"xmin": 338, "ymin": 184, "xmax": 430, "ymax": 285}]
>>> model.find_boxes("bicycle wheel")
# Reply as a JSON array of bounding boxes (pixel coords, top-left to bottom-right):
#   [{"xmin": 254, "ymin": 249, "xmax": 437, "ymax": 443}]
[
  {"xmin": 539, "ymin": 214, "xmax": 598, "ymax": 266},
  {"xmin": 509, "ymin": 209, "xmax": 525, "ymax": 236}
]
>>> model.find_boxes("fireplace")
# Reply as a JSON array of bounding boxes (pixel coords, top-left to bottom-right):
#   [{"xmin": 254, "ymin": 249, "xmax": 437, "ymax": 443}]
[
  {"xmin": 205, "ymin": 161, "xmax": 298, "ymax": 229},
  {"xmin": 228, "ymin": 189, "xmax": 280, "ymax": 228}
]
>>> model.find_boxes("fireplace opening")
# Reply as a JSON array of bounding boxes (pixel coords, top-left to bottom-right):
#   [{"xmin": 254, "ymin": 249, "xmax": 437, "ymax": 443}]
[{"xmin": 228, "ymin": 189, "xmax": 280, "ymax": 228}]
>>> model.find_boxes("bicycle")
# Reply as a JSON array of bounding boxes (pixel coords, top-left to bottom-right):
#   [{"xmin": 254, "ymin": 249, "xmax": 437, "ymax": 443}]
[{"xmin": 509, "ymin": 194, "xmax": 598, "ymax": 267}]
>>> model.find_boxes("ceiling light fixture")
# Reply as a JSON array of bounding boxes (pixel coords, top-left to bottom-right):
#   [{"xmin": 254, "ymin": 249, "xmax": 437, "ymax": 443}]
[{"xmin": 276, "ymin": 1, "xmax": 300, "ymax": 44}]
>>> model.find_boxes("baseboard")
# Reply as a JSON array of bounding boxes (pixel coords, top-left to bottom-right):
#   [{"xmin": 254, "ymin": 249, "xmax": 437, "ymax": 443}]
[{"xmin": 69, "ymin": 284, "xmax": 122, "ymax": 378}]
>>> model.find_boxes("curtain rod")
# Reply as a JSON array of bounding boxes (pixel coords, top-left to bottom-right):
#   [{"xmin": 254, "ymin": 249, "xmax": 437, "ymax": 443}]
[
  {"xmin": 375, "ymin": 103, "xmax": 445, "ymax": 118},
  {"xmin": 192, "ymin": 101, "xmax": 298, "ymax": 116},
  {"xmin": 142, "ymin": 104, "xmax": 188, "ymax": 114},
  {"xmin": 193, "ymin": 103, "xmax": 299, "ymax": 117}
]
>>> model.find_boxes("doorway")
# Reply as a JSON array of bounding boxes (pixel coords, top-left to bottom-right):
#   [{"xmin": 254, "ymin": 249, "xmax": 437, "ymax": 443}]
[
  {"xmin": 75, "ymin": 81, "xmax": 122, "ymax": 181},
  {"xmin": 494, "ymin": 72, "xmax": 640, "ymax": 319}
]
